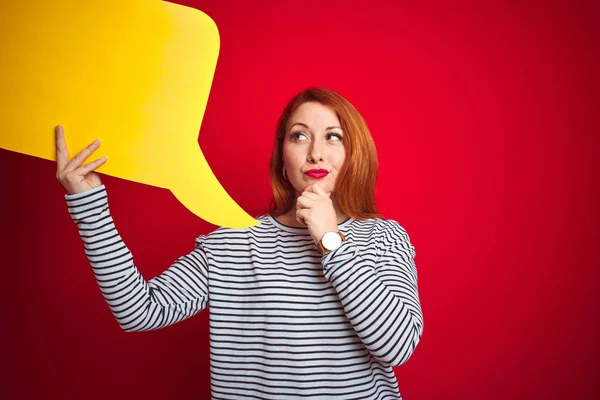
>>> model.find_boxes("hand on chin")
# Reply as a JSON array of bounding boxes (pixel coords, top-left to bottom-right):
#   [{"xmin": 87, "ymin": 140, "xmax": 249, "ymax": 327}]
[{"xmin": 295, "ymin": 183, "xmax": 339, "ymax": 244}]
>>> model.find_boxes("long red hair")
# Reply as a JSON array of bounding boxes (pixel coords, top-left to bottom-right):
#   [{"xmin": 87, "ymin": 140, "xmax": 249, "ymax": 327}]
[{"xmin": 268, "ymin": 88, "xmax": 381, "ymax": 220}]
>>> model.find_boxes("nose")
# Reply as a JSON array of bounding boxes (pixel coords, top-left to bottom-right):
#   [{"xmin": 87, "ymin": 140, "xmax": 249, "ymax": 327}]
[{"xmin": 308, "ymin": 140, "xmax": 324, "ymax": 163}]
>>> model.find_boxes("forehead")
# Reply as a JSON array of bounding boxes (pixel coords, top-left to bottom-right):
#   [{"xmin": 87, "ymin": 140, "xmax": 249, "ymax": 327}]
[{"xmin": 287, "ymin": 102, "xmax": 340, "ymax": 130}]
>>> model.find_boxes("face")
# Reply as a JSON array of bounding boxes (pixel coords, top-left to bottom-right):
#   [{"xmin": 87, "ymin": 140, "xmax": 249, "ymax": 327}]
[{"xmin": 282, "ymin": 102, "xmax": 346, "ymax": 197}]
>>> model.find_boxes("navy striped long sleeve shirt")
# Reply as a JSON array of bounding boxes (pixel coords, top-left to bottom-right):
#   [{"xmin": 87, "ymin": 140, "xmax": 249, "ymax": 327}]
[{"xmin": 65, "ymin": 184, "xmax": 423, "ymax": 400}]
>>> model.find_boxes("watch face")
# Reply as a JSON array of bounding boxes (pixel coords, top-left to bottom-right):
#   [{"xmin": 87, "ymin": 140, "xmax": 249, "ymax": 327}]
[{"xmin": 322, "ymin": 231, "xmax": 342, "ymax": 251}]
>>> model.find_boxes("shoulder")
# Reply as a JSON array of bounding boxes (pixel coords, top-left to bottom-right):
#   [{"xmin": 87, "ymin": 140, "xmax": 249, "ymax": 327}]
[
  {"xmin": 352, "ymin": 217, "xmax": 411, "ymax": 242},
  {"xmin": 351, "ymin": 217, "xmax": 415, "ymax": 258}
]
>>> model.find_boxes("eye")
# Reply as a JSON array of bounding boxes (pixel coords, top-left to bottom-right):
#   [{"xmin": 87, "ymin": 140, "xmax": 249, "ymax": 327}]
[
  {"xmin": 290, "ymin": 132, "xmax": 307, "ymax": 141},
  {"xmin": 327, "ymin": 133, "xmax": 343, "ymax": 141}
]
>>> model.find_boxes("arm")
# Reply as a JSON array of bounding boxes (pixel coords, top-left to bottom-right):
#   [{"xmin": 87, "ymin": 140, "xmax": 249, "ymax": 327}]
[
  {"xmin": 321, "ymin": 221, "xmax": 423, "ymax": 367},
  {"xmin": 65, "ymin": 184, "xmax": 210, "ymax": 332}
]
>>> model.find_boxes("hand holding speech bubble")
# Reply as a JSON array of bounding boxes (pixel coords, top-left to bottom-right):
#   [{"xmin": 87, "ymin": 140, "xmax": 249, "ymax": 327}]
[{"xmin": 0, "ymin": 0, "xmax": 259, "ymax": 228}]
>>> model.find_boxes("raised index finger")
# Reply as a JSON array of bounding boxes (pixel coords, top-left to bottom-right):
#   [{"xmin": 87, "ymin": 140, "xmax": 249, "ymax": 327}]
[
  {"xmin": 311, "ymin": 183, "xmax": 330, "ymax": 198},
  {"xmin": 55, "ymin": 125, "xmax": 69, "ymax": 173}
]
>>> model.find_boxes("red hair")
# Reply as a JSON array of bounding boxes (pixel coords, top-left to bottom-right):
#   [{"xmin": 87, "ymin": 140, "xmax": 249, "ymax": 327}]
[{"xmin": 268, "ymin": 88, "xmax": 381, "ymax": 220}]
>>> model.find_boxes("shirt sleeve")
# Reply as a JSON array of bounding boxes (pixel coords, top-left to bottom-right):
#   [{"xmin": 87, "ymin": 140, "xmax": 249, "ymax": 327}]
[
  {"xmin": 65, "ymin": 185, "xmax": 210, "ymax": 332},
  {"xmin": 321, "ymin": 221, "xmax": 423, "ymax": 367}
]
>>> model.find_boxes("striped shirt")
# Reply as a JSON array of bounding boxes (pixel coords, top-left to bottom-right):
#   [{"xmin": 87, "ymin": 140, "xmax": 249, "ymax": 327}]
[{"xmin": 65, "ymin": 184, "xmax": 423, "ymax": 400}]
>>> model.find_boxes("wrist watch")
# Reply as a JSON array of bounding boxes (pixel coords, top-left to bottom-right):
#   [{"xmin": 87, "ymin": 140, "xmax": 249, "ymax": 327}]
[{"xmin": 317, "ymin": 231, "xmax": 346, "ymax": 255}]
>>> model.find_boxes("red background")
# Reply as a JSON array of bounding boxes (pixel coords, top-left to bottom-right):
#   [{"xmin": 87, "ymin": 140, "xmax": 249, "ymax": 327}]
[{"xmin": 1, "ymin": 0, "xmax": 599, "ymax": 399}]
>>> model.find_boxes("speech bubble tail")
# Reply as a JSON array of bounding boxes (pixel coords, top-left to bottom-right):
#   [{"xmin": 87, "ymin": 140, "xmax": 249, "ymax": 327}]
[{"xmin": 168, "ymin": 146, "xmax": 260, "ymax": 229}]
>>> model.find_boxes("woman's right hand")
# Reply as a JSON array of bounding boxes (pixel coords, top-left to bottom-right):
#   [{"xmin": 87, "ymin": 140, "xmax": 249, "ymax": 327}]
[{"xmin": 55, "ymin": 125, "xmax": 108, "ymax": 195}]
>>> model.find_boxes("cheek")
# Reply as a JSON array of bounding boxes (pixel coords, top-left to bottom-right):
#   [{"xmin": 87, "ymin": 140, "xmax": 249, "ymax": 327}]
[
  {"xmin": 331, "ymin": 150, "xmax": 346, "ymax": 171},
  {"xmin": 282, "ymin": 149, "xmax": 304, "ymax": 172}
]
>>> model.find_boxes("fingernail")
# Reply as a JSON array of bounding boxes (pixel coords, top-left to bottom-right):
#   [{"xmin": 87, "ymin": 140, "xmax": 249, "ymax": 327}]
[{"xmin": 94, "ymin": 139, "xmax": 100, "ymax": 144}]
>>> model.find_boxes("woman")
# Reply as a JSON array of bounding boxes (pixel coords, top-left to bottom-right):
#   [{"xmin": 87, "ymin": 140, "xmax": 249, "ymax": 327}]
[{"xmin": 56, "ymin": 88, "xmax": 423, "ymax": 399}]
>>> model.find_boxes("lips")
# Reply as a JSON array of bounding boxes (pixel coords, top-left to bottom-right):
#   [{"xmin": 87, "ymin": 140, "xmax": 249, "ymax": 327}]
[{"xmin": 304, "ymin": 169, "xmax": 329, "ymax": 178}]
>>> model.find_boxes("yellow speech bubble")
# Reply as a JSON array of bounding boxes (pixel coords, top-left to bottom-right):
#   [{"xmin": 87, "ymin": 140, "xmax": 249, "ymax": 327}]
[{"xmin": 0, "ymin": 0, "xmax": 259, "ymax": 228}]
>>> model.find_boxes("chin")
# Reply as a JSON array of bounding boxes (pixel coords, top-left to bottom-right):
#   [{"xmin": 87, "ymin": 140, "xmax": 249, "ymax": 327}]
[{"xmin": 304, "ymin": 182, "xmax": 332, "ymax": 193}]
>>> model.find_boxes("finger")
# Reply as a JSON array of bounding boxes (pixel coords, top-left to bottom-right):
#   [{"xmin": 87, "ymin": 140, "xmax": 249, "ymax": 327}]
[
  {"xmin": 298, "ymin": 190, "xmax": 323, "ymax": 204},
  {"xmin": 302, "ymin": 184, "xmax": 314, "ymax": 193},
  {"xmin": 78, "ymin": 155, "xmax": 108, "ymax": 176},
  {"xmin": 298, "ymin": 192, "xmax": 321, "ymax": 201},
  {"xmin": 296, "ymin": 195, "xmax": 314, "ymax": 209},
  {"xmin": 312, "ymin": 183, "xmax": 330, "ymax": 198},
  {"xmin": 65, "ymin": 138, "xmax": 101, "ymax": 172},
  {"xmin": 55, "ymin": 125, "xmax": 69, "ymax": 174},
  {"xmin": 296, "ymin": 209, "xmax": 308, "ymax": 226}
]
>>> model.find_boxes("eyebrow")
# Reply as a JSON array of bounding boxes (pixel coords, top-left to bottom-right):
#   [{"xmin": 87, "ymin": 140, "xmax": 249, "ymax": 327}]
[{"xmin": 290, "ymin": 122, "xmax": 342, "ymax": 131}]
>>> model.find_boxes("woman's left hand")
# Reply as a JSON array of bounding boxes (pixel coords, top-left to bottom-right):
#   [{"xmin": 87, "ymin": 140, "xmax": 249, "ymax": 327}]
[{"xmin": 296, "ymin": 183, "xmax": 340, "ymax": 245}]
